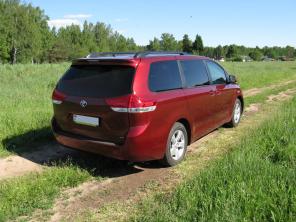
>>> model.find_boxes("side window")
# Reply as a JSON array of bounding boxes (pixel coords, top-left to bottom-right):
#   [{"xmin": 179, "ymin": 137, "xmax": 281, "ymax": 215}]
[
  {"xmin": 149, "ymin": 61, "xmax": 182, "ymax": 92},
  {"xmin": 206, "ymin": 61, "xmax": 227, "ymax": 84},
  {"xmin": 180, "ymin": 60, "xmax": 210, "ymax": 87}
]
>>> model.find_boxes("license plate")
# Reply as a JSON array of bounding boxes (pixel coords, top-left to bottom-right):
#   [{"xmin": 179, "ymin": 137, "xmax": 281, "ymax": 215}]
[{"xmin": 73, "ymin": 114, "xmax": 99, "ymax": 127}]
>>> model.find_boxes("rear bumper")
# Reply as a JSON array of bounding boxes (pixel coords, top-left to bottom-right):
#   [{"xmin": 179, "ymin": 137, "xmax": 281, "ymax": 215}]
[{"xmin": 51, "ymin": 118, "xmax": 164, "ymax": 162}]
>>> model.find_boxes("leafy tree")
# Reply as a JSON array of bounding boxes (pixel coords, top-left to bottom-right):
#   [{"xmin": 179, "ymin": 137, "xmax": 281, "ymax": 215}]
[
  {"xmin": 192, "ymin": 34, "xmax": 204, "ymax": 54},
  {"xmin": 160, "ymin": 33, "xmax": 178, "ymax": 51},
  {"xmin": 203, "ymin": 47, "xmax": 215, "ymax": 58},
  {"xmin": 0, "ymin": 0, "xmax": 295, "ymax": 63},
  {"xmin": 126, "ymin": 38, "xmax": 137, "ymax": 51},
  {"xmin": 182, "ymin": 34, "xmax": 192, "ymax": 52},
  {"xmin": 0, "ymin": 1, "xmax": 43, "ymax": 63},
  {"xmin": 93, "ymin": 22, "xmax": 112, "ymax": 52},
  {"xmin": 147, "ymin": 38, "xmax": 161, "ymax": 51},
  {"xmin": 226, "ymin": 45, "xmax": 237, "ymax": 58},
  {"xmin": 285, "ymin": 46, "xmax": 295, "ymax": 58},
  {"xmin": 263, "ymin": 47, "xmax": 277, "ymax": 59},
  {"xmin": 213, "ymin": 45, "xmax": 224, "ymax": 59},
  {"xmin": 47, "ymin": 39, "xmax": 70, "ymax": 62},
  {"xmin": 0, "ymin": 0, "xmax": 51, "ymax": 63},
  {"xmin": 177, "ymin": 40, "xmax": 183, "ymax": 51},
  {"xmin": 232, "ymin": 56, "xmax": 243, "ymax": 62},
  {"xmin": 81, "ymin": 21, "xmax": 96, "ymax": 54},
  {"xmin": 114, "ymin": 33, "xmax": 129, "ymax": 51},
  {"xmin": 249, "ymin": 50, "xmax": 263, "ymax": 61}
]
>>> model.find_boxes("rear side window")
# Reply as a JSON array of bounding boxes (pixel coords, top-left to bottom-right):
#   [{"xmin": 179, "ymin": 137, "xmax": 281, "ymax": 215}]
[
  {"xmin": 180, "ymin": 60, "xmax": 210, "ymax": 87},
  {"xmin": 206, "ymin": 61, "xmax": 226, "ymax": 84},
  {"xmin": 57, "ymin": 65, "xmax": 135, "ymax": 98},
  {"xmin": 149, "ymin": 61, "xmax": 182, "ymax": 92}
]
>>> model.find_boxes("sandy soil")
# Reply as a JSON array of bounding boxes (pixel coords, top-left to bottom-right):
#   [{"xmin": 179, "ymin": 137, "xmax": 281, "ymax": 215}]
[{"xmin": 0, "ymin": 143, "xmax": 75, "ymax": 180}]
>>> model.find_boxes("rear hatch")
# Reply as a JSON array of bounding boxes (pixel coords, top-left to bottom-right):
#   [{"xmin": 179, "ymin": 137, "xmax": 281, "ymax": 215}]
[{"xmin": 52, "ymin": 62, "xmax": 136, "ymax": 144}]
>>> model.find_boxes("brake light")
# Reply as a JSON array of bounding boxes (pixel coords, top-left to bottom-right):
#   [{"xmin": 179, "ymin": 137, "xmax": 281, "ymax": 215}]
[
  {"xmin": 52, "ymin": 89, "xmax": 66, "ymax": 105},
  {"xmin": 106, "ymin": 94, "xmax": 156, "ymax": 113}
]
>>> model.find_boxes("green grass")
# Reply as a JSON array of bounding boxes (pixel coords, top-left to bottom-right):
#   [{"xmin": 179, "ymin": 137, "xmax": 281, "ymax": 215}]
[
  {"xmin": 131, "ymin": 97, "xmax": 296, "ymax": 222},
  {"xmin": 0, "ymin": 63, "xmax": 69, "ymax": 157},
  {"xmin": 244, "ymin": 81, "xmax": 296, "ymax": 106},
  {"xmin": 223, "ymin": 61, "xmax": 296, "ymax": 90},
  {"xmin": 0, "ymin": 62, "xmax": 295, "ymax": 221},
  {"xmin": 0, "ymin": 62, "xmax": 296, "ymax": 157},
  {"xmin": 0, "ymin": 162, "xmax": 92, "ymax": 221}
]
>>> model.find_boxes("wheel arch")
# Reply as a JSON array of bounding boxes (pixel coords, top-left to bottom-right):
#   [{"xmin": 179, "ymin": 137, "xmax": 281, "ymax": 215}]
[
  {"xmin": 237, "ymin": 95, "xmax": 244, "ymax": 112},
  {"xmin": 176, "ymin": 118, "xmax": 192, "ymax": 145}
]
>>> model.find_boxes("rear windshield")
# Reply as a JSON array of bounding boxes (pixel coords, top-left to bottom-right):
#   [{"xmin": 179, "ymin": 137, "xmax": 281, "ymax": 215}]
[{"xmin": 57, "ymin": 65, "xmax": 135, "ymax": 98}]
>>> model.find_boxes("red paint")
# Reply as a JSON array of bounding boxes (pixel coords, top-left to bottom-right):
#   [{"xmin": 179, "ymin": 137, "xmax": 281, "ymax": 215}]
[{"xmin": 51, "ymin": 55, "xmax": 243, "ymax": 162}]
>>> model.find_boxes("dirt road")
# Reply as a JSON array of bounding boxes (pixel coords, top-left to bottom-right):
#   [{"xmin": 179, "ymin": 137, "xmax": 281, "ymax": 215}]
[{"xmin": 1, "ymin": 83, "xmax": 295, "ymax": 221}]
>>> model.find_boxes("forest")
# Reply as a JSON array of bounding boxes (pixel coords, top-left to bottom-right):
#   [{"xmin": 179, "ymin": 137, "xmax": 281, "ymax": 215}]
[{"xmin": 0, "ymin": 0, "xmax": 295, "ymax": 64}]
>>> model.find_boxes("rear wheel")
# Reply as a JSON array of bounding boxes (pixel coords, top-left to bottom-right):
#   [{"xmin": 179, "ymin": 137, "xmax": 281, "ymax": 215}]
[
  {"xmin": 226, "ymin": 98, "xmax": 242, "ymax": 127},
  {"xmin": 161, "ymin": 122, "xmax": 188, "ymax": 166}
]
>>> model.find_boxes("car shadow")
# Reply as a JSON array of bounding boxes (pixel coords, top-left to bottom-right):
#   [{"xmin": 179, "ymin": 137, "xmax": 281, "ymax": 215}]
[
  {"xmin": 1, "ymin": 127, "xmax": 165, "ymax": 178},
  {"xmin": 2, "ymin": 126, "xmax": 54, "ymax": 154}
]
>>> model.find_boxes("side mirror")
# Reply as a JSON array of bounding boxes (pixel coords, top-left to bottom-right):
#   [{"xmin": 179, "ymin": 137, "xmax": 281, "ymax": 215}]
[{"xmin": 228, "ymin": 75, "xmax": 237, "ymax": 84}]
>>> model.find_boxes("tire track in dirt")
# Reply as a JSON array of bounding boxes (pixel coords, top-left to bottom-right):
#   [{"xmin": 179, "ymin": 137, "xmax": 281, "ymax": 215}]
[
  {"xmin": 29, "ymin": 87, "xmax": 296, "ymax": 222},
  {"xmin": 243, "ymin": 79, "xmax": 296, "ymax": 97},
  {"xmin": 1, "ymin": 85, "xmax": 296, "ymax": 221}
]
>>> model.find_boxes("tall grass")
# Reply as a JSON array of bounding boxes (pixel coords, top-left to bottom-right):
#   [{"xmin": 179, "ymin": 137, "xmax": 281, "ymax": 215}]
[
  {"xmin": 0, "ymin": 163, "xmax": 91, "ymax": 221},
  {"xmin": 223, "ymin": 61, "xmax": 296, "ymax": 89},
  {"xmin": 0, "ymin": 63, "xmax": 69, "ymax": 156},
  {"xmin": 132, "ymin": 97, "xmax": 296, "ymax": 221}
]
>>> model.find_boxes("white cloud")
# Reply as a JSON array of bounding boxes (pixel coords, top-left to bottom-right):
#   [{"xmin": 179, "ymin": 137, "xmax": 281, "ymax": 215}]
[
  {"xmin": 48, "ymin": 19, "xmax": 81, "ymax": 29},
  {"xmin": 64, "ymin": 14, "xmax": 92, "ymax": 19},
  {"xmin": 48, "ymin": 13, "xmax": 92, "ymax": 29},
  {"xmin": 115, "ymin": 18, "xmax": 128, "ymax": 23}
]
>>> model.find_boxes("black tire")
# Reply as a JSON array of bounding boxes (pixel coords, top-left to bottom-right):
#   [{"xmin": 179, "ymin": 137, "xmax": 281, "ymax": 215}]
[
  {"xmin": 226, "ymin": 98, "xmax": 242, "ymax": 128},
  {"xmin": 161, "ymin": 122, "xmax": 188, "ymax": 166}
]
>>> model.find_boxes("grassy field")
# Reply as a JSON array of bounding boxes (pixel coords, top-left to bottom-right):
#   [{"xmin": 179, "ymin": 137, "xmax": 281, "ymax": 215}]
[
  {"xmin": 224, "ymin": 61, "xmax": 296, "ymax": 89},
  {"xmin": 0, "ymin": 163, "xmax": 91, "ymax": 221},
  {"xmin": 1, "ymin": 61, "xmax": 296, "ymax": 157},
  {"xmin": 0, "ymin": 61, "xmax": 296, "ymax": 221},
  {"xmin": 131, "ymin": 97, "xmax": 296, "ymax": 222},
  {"xmin": 0, "ymin": 63, "xmax": 68, "ymax": 157}
]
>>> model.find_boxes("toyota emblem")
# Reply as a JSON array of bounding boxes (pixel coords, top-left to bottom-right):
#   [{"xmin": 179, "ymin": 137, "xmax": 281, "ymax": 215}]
[{"xmin": 80, "ymin": 100, "xmax": 87, "ymax": 108}]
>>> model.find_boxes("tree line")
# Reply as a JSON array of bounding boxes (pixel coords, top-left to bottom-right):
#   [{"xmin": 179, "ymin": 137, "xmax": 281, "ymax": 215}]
[{"xmin": 0, "ymin": 0, "xmax": 295, "ymax": 64}]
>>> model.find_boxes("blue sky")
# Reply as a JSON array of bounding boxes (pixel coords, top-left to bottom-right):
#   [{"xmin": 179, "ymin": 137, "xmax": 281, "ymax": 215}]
[{"xmin": 28, "ymin": 0, "xmax": 296, "ymax": 47}]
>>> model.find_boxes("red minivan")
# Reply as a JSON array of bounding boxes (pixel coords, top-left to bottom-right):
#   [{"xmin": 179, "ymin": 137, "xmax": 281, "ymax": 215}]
[{"xmin": 51, "ymin": 52, "xmax": 243, "ymax": 166}]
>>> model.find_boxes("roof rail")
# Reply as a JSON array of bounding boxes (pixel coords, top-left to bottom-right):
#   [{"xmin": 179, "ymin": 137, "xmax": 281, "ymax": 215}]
[
  {"xmin": 86, "ymin": 52, "xmax": 136, "ymax": 58},
  {"xmin": 134, "ymin": 51, "xmax": 188, "ymax": 58},
  {"xmin": 86, "ymin": 51, "xmax": 190, "ymax": 59}
]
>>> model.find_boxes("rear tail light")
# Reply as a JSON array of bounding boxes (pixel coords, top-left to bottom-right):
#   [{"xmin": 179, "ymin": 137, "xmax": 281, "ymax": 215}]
[
  {"xmin": 106, "ymin": 94, "xmax": 156, "ymax": 113},
  {"xmin": 52, "ymin": 89, "xmax": 66, "ymax": 105}
]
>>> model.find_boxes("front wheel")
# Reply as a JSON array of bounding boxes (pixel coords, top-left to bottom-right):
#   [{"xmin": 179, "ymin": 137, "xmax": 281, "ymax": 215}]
[
  {"xmin": 161, "ymin": 122, "xmax": 188, "ymax": 166},
  {"xmin": 226, "ymin": 98, "xmax": 242, "ymax": 127}
]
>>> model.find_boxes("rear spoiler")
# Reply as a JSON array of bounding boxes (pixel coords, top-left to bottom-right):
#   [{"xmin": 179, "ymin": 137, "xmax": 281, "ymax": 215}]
[{"xmin": 72, "ymin": 58, "xmax": 139, "ymax": 66}]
